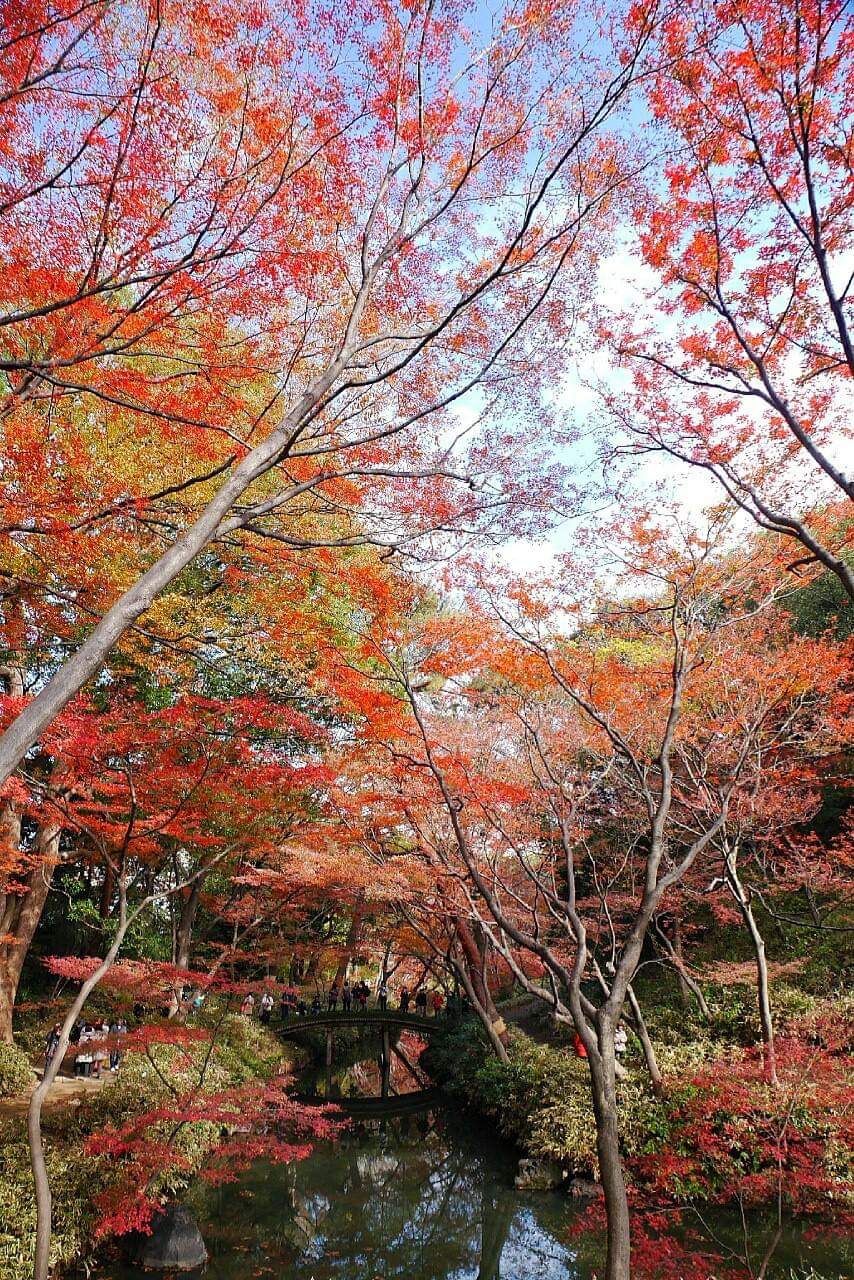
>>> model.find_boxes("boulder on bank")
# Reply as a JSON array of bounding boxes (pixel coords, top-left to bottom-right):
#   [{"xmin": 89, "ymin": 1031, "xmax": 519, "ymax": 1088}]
[
  {"xmin": 567, "ymin": 1176, "xmax": 601, "ymax": 1199},
  {"xmin": 135, "ymin": 1205, "xmax": 208, "ymax": 1271},
  {"xmin": 514, "ymin": 1157, "xmax": 568, "ymax": 1191}
]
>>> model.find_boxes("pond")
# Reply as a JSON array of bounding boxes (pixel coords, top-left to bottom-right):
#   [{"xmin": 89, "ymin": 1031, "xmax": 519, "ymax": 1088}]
[{"xmin": 92, "ymin": 1049, "xmax": 852, "ymax": 1280}]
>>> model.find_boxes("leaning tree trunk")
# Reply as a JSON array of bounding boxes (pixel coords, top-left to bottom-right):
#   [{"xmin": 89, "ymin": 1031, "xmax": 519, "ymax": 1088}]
[
  {"xmin": 455, "ymin": 918, "xmax": 510, "ymax": 1052},
  {"xmin": 333, "ymin": 903, "xmax": 365, "ymax": 987},
  {"xmin": 652, "ymin": 919, "xmax": 711, "ymax": 1020},
  {"xmin": 625, "ymin": 985, "xmax": 663, "ymax": 1095},
  {"xmin": 593, "ymin": 961, "xmax": 662, "ymax": 1094},
  {"xmin": 740, "ymin": 893, "xmax": 778, "ymax": 1087}
]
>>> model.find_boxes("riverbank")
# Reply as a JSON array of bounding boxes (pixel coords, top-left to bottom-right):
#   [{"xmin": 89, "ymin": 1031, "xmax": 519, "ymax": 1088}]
[
  {"xmin": 3, "ymin": 980, "xmax": 850, "ymax": 1280},
  {"xmin": 424, "ymin": 985, "xmax": 853, "ymax": 1225},
  {"xmin": 0, "ymin": 1014, "xmax": 294, "ymax": 1280},
  {"xmin": 83, "ymin": 1090, "xmax": 854, "ymax": 1280}
]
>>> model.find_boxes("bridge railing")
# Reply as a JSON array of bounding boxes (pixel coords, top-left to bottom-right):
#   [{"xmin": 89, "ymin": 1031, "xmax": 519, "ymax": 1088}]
[{"xmin": 275, "ymin": 1009, "xmax": 448, "ymax": 1036}]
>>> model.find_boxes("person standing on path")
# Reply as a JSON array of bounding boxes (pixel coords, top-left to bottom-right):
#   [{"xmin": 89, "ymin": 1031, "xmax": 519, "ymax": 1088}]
[
  {"xmin": 92, "ymin": 1021, "xmax": 110, "ymax": 1079},
  {"xmin": 328, "ymin": 982, "xmax": 339, "ymax": 1011},
  {"xmin": 44, "ymin": 1024, "xmax": 61, "ymax": 1072},
  {"xmin": 399, "ymin": 988, "xmax": 411, "ymax": 1013},
  {"xmin": 377, "ymin": 979, "xmax": 389, "ymax": 1011},
  {"xmin": 431, "ymin": 990, "xmax": 444, "ymax": 1018},
  {"xmin": 110, "ymin": 1018, "xmax": 128, "ymax": 1071},
  {"xmin": 342, "ymin": 981, "xmax": 352, "ymax": 1011},
  {"xmin": 415, "ymin": 988, "xmax": 427, "ymax": 1016},
  {"xmin": 240, "ymin": 992, "xmax": 255, "ymax": 1018},
  {"xmin": 74, "ymin": 1023, "xmax": 94, "ymax": 1077}
]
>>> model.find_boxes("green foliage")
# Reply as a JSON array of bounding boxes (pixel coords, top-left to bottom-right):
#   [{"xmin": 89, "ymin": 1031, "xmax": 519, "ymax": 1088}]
[
  {"xmin": 0, "ymin": 1119, "xmax": 104, "ymax": 1279},
  {"xmin": 783, "ymin": 561, "xmax": 854, "ymax": 640},
  {"xmin": 426, "ymin": 1021, "xmax": 667, "ymax": 1177},
  {"xmin": 0, "ymin": 1042, "xmax": 34, "ymax": 1097}
]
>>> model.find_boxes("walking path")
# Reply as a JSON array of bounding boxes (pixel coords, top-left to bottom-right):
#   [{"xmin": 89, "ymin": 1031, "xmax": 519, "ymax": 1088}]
[{"xmin": 0, "ymin": 1070, "xmax": 104, "ymax": 1120}]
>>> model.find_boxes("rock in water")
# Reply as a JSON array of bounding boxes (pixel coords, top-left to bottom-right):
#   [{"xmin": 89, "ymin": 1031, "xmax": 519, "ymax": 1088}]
[{"xmin": 137, "ymin": 1206, "xmax": 208, "ymax": 1271}]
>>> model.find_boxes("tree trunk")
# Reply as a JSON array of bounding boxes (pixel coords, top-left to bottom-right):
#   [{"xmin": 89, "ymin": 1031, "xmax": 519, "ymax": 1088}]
[
  {"xmin": 0, "ymin": 823, "xmax": 61, "ymax": 1044},
  {"xmin": 455, "ymin": 918, "xmax": 509, "ymax": 1052},
  {"xmin": 334, "ymin": 904, "xmax": 365, "ymax": 986},
  {"xmin": 725, "ymin": 856, "xmax": 778, "ymax": 1087},
  {"xmin": 653, "ymin": 920, "xmax": 711, "ymax": 1020},
  {"xmin": 99, "ymin": 862, "xmax": 116, "ymax": 918},
  {"xmin": 592, "ymin": 961, "xmax": 662, "ymax": 1093},
  {"xmin": 625, "ymin": 985, "xmax": 662, "ymax": 1095},
  {"xmin": 455, "ymin": 956, "xmax": 509, "ymax": 1062},
  {"xmin": 670, "ymin": 916, "xmax": 691, "ymax": 1009},
  {"xmin": 743, "ymin": 898, "xmax": 778, "ymax": 1087},
  {"xmin": 588, "ymin": 1029, "xmax": 631, "ymax": 1280},
  {"xmin": 175, "ymin": 879, "xmax": 203, "ymax": 971},
  {"xmin": 166, "ymin": 880, "xmax": 204, "ymax": 1018}
]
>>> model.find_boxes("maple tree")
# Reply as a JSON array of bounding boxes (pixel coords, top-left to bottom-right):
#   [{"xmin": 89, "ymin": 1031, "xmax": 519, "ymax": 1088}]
[
  {"xmin": 0, "ymin": 0, "xmax": 662, "ymax": 785},
  {"xmin": 1, "ymin": 7, "xmax": 851, "ymax": 1280},
  {"xmin": 609, "ymin": 0, "xmax": 854, "ymax": 598},
  {"xmin": 359, "ymin": 517, "xmax": 852, "ymax": 1280}
]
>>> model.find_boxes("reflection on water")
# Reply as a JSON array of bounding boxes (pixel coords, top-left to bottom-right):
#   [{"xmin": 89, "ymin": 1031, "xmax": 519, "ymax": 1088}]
[
  {"xmin": 91, "ymin": 1061, "xmax": 853, "ymax": 1280},
  {"xmin": 189, "ymin": 1107, "xmax": 588, "ymax": 1280}
]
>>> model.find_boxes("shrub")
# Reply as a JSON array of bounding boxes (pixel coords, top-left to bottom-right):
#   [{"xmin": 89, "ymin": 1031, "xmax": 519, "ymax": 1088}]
[
  {"xmin": 426, "ymin": 1020, "xmax": 667, "ymax": 1178},
  {"xmin": 0, "ymin": 1011, "xmax": 291, "ymax": 1280},
  {"xmin": 0, "ymin": 1042, "xmax": 34, "ymax": 1097},
  {"xmin": 0, "ymin": 1118, "xmax": 104, "ymax": 1280}
]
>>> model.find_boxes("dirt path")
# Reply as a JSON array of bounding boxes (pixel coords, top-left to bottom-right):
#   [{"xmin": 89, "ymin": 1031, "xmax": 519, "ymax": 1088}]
[{"xmin": 0, "ymin": 1071, "xmax": 105, "ymax": 1120}]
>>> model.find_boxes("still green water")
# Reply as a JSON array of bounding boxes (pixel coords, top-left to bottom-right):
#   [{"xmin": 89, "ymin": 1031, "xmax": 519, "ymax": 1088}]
[
  {"xmin": 89, "ymin": 1036, "xmax": 851, "ymax": 1280},
  {"xmin": 95, "ymin": 1094, "xmax": 852, "ymax": 1280}
]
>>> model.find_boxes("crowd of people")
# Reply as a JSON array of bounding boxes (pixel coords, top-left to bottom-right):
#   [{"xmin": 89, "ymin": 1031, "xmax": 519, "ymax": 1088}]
[
  {"xmin": 240, "ymin": 978, "xmax": 458, "ymax": 1023},
  {"xmin": 44, "ymin": 1016, "xmax": 129, "ymax": 1079}
]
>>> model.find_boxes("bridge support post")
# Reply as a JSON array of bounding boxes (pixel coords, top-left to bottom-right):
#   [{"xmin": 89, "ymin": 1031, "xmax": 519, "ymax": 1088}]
[
  {"xmin": 381, "ymin": 1026, "xmax": 390, "ymax": 1100},
  {"xmin": 326, "ymin": 1030, "xmax": 333, "ymax": 1068}
]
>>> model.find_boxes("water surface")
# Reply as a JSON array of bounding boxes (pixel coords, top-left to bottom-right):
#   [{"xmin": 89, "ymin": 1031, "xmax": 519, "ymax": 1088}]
[{"xmin": 91, "ymin": 1049, "xmax": 852, "ymax": 1280}]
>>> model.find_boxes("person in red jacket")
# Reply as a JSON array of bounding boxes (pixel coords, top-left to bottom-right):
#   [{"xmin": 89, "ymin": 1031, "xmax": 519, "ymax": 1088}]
[{"xmin": 573, "ymin": 1030, "xmax": 588, "ymax": 1058}]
